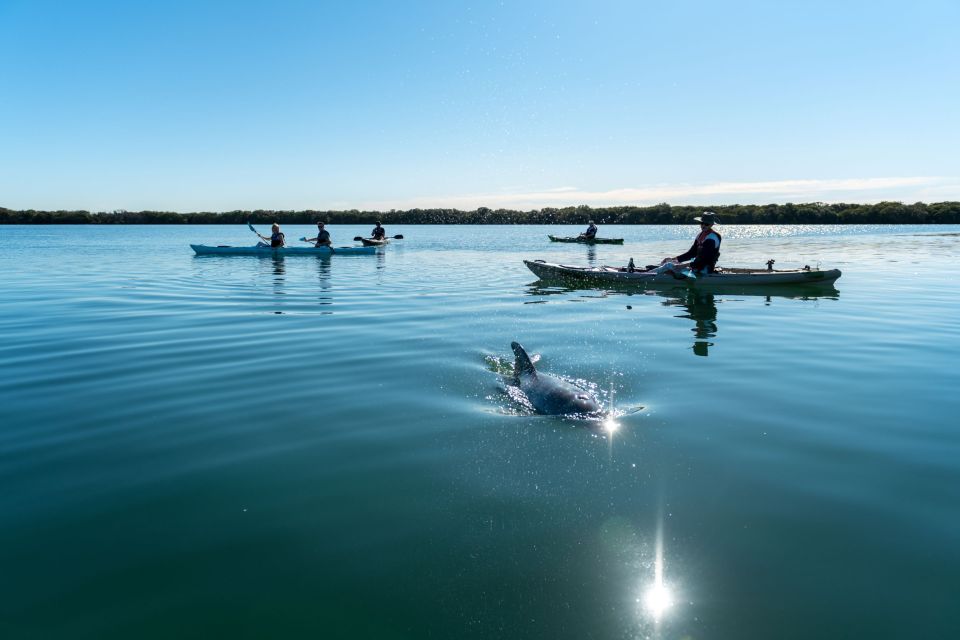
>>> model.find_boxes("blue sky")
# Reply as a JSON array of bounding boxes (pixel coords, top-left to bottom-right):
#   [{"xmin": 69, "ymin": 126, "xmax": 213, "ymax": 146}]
[{"xmin": 1, "ymin": 0, "xmax": 958, "ymax": 211}]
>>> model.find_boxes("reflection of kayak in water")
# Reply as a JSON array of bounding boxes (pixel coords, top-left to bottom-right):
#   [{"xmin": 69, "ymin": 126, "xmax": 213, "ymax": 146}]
[
  {"xmin": 190, "ymin": 244, "xmax": 376, "ymax": 256},
  {"xmin": 524, "ymin": 260, "xmax": 842, "ymax": 287},
  {"xmin": 548, "ymin": 235, "xmax": 624, "ymax": 244}
]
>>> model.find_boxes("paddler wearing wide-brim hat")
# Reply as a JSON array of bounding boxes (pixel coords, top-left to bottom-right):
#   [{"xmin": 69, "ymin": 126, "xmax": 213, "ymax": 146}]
[
  {"xmin": 664, "ymin": 211, "xmax": 722, "ymax": 274},
  {"xmin": 693, "ymin": 211, "xmax": 720, "ymax": 226}
]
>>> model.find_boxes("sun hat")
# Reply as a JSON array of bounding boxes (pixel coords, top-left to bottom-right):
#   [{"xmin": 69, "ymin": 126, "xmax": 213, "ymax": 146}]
[{"xmin": 693, "ymin": 212, "xmax": 719, "ymax": 225}]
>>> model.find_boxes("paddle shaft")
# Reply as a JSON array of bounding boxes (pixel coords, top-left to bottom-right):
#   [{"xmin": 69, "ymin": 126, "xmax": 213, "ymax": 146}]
[
  {"xmin": 353, "ymin": 234, "xmax": 404, "ymax": 241},
  {"xmin": 299, "ymin": 237, "xmax": 334, "ymax": 253},
  {"xmin": 248, "ymin": 222, "xmax": 266, "ymax": 242}
]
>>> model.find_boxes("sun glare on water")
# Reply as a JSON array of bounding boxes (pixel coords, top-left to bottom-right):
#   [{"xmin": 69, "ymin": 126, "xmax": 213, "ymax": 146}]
[
  {"xmin": 642, "ymin": 578, "xmax": 675, "ymax": 621},
  {"xmin": 637, "ymin": 523, "xmax": 677, "ymax": 625},
  {"xmin": 603, "ymin": 416, "xmax": 620, "ymax": 434}
]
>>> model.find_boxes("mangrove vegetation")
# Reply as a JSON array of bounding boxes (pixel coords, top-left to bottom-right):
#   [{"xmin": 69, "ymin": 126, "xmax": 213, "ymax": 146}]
[{"xmin": 2, "ymin": 201, "xmax": 959, "ymax": 225}]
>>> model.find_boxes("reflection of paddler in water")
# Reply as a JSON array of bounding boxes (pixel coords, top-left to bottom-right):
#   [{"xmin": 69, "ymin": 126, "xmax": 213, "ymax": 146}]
[
  {"xmin": 314, "ymin": 253, "xmax": 333, "ymax": 312},
  {"xmin": 267, "ymin": 255, "xmax": 286, "ymax": 313},
  {"xmin": 662, "ymin": 289, "xmax": 718, "ymax": 356},
  {"xmin": 271, "ymin": 255, "xmax": 286, "ymax": 278}
]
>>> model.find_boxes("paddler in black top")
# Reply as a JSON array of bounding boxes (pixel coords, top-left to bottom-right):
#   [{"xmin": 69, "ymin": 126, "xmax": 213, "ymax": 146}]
[
  {"xmin": 306, "ymin": 221, "xmax": 331, "ymax": 247},
  {"xmin": 665, "ymin": 212, "xmax": 722, "ymax": 274},
  {"xmin": 580, "ymin": 220, "xmax": 598, "ymax": 240},
  {"xmin": 371, "ymin": 221, "xmax": 386, "ymax": 240},
  {"xmin": 257, "ymin": 223, "xmax": 286, "ymax": 248}
]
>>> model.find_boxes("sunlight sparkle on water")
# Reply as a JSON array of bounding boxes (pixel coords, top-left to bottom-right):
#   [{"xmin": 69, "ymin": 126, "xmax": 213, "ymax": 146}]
[
  {"xmin": 642, "ymin": 581, "xmax": 675, "ymax": 620},
  {"xmin": 603, "ymin": 416, "xmax": 620, "ymax": 434},
  {"xmin": 637, "ymin": 522, "xmax": 677, "ymax": 624}
]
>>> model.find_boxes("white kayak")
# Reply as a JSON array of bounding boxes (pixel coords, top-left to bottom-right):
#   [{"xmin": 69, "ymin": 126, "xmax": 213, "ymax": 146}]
[
  {"xmin": 191, "ymin": 244, "xmax": 376, "ymax": 256},
  {"xmin": 524, "ymin": 259, "xmax": 841, "ymax": 287}
]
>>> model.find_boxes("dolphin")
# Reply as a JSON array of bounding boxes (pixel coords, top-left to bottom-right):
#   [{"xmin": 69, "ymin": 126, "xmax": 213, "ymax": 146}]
[{"xmin": 510, "ymin": 342, "xmax": 602, "ymax": 416}]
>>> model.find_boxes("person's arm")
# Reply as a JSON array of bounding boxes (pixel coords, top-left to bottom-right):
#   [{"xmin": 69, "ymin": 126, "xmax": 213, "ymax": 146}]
[{"xmin": 674, "ymin": 240, "xmax": 698, "ymax": 263}]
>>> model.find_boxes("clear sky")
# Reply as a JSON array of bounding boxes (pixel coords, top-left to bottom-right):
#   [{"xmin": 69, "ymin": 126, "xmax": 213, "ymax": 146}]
[{"xmin": 1, "ymin": 0, "xmax": 958, "ymax": 212}]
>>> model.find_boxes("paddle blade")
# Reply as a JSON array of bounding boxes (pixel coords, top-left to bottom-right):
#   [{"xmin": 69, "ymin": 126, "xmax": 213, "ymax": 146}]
[
  {"xmin": 393, "ymin": 234, "xmax": 404, "ymax": 240},
  {"xmin": 247, "ymin": 222, "xmax": 256, "ymax": 233},
  {"xmin": 353, "ymin": 236, "xmax": 363, "ymax": 241},
  {"xmin": 299, "ymin": 237, "xmax": 308, "ymax": 242}
]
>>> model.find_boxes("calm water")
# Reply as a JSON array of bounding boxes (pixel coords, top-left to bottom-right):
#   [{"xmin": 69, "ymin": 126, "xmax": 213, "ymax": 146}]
[{"xmin": 1, "ymin": 224, "xmax": 958, "ymax": 639}]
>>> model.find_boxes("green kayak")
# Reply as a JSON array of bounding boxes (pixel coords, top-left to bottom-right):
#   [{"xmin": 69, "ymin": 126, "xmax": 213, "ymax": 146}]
[{"xmin": 548, "ymin": 235, "xmax": 624, "ymax": 245}]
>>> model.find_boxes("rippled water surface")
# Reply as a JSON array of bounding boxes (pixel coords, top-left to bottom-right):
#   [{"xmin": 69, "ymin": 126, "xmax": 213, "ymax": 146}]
[{"xmin": 1, "ymin": 224, "xmax": 958, "ymax": 639}]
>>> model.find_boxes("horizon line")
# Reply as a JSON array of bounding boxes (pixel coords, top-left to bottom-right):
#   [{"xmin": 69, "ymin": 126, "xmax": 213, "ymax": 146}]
[{"xmin": 4, "ymin": 176, "xmax": 959, "ymax": 213}]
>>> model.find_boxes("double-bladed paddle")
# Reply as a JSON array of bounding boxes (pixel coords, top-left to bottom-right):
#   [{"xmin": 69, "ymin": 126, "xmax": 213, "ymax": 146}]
[
  {"xmin": 353, "ymin": 234, "xmax": 404, "ymax": 241},
  {"xmin": 247, "ymin": 221, "xmax": 267, "ymax": 243}
]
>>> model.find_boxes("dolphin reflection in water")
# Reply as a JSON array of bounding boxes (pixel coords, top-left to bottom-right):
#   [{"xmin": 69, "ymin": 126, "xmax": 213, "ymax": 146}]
[{"xmin": 509, "ymin": 342, "xmax": 603, "ymax": 417}]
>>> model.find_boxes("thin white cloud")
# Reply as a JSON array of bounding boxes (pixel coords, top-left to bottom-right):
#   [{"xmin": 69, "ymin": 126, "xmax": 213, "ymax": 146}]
[{"xmin": 364, "ymin": 176, "xmax": 960, "ymax": 210}]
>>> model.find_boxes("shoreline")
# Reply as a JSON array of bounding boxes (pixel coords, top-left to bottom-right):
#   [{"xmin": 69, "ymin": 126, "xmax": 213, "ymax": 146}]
[{"xmin": 3, "ymin": 201, "xmax": 959, "ymax": 225}]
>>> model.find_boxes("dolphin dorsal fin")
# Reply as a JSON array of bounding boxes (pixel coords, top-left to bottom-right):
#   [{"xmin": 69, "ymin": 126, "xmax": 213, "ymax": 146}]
[{"xmin": 511, "ymin": 342, "xmax": 537, "ymax": 378}]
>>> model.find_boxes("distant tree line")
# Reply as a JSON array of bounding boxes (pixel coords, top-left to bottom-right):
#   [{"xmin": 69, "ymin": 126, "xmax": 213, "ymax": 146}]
[{"xmin": 2, "ymin": 201, "xmax": 959, "ymax": 225}]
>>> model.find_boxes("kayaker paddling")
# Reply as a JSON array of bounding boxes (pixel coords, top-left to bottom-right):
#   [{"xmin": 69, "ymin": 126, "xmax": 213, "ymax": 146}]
[
  {"xmin": 371, "ymin": 221, "xmax": 386, "ymax": 241},
  {"xmin": 548, "ymin": 234, "xmax": 623, "ymax": 244},
  {"xmin": 305, "ymin": 222, "xmax": 332, "ymax": 248},
  {"xmin": 255, "ymin": 223, "xmax": 285, "ymax": 248},
  {"xmin": 660, "ymin": 212, "xmax": 722, "ymax": 275},
  {"xmin": 579, "ymin": 220, "xmax": 598, "ymax": 240}
]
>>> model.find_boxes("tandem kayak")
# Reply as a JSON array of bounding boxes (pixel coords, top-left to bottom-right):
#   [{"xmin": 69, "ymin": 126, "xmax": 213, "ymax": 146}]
[
  {"xmin": 359, "ymin": 237, "xmax": 389, "ymax": 246},
  {"xmin": 190, "ymin": 244, "xmax": 376, "ymax": 256},
  {"xmin": 524, "ymin": 259, "xmax": 841, "ymax": 287},
  {"xmin": 548, "ymin": 235, "xmax": 624, "ymax": 244}
]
